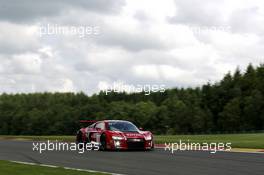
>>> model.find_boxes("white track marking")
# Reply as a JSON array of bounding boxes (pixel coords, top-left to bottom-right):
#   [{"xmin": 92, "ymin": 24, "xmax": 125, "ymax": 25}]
[
  {"xmin": 10, "ymin": 160, "xmax": 125, "ymax": 175},
  {"xmin": 225, "ymin": 150, "xmax": 264, "ymax": 154},
  {"xmin": 155, "ymin": 147, "xmax": 264, "ymax": 154}
]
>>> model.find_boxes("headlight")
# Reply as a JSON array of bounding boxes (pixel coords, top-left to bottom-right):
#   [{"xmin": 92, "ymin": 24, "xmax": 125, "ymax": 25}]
[
  {"xmin": 145, "ymin": 135, "xmax": 152, "ymax": 141},
  {"xmin": 114, "ymin": 140, "xmax": 121, "ymax": 147},
  {"xmin": 112, "ymin": 136, "xmax": 124, "ymax": 140}
]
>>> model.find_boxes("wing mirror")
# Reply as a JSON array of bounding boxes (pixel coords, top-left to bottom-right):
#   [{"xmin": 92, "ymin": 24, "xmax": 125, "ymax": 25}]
[{"xmin": 139, "ymin": 127, "xmax": 143, "ymax": 131}]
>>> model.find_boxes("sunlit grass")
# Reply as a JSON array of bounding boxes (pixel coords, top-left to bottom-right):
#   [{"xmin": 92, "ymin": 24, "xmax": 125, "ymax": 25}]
[
  {"xmin": 0, "ymin": 160, "xmax": 108, "ymax": 175},
  {"xmin": 1, "ymin": 133, "xmax": 264, "ymax": 149}
]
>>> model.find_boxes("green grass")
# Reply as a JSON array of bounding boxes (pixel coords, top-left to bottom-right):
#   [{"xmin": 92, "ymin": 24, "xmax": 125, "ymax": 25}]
[
  {"xmin": 0, "ymin": 135, "xmax": 75, "ymax": 142},
  {"xmin": 0, "ymin": 160, "xmax": 107, "ymax": 175},
  {"xmin": 154, "ymin": 133, "xmax": 264, "ymax": 149},
  {"xmin": 1, "ymin": 133, "xmax": 264, "ymax": 149}
]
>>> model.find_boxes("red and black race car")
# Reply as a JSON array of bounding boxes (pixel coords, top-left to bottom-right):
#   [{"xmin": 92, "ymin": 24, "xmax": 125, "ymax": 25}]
[{"xmin": 76, "ymin": 120, "xmax": 154, "ymax": 150}]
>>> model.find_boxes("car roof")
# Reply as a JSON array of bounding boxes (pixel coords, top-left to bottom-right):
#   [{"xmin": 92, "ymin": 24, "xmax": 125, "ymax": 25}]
[
  {"xmin": 87, "ymin": 120, "xmax": 133, "ymax": 128},
  {"xmin": 102, "ymin": 120, "xmax": 131, "ymax": 123}
]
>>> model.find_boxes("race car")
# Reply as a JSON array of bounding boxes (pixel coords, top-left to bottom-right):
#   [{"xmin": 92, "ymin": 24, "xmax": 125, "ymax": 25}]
[{"xmin": 76, "ymin": 120, "xmax": 154, "ymax": 150}]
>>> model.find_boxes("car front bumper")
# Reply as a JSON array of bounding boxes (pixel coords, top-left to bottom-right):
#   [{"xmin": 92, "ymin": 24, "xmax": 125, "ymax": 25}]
[{"xmin": 108, "ymin": 139, "xmax": 153, "ymax": 150}]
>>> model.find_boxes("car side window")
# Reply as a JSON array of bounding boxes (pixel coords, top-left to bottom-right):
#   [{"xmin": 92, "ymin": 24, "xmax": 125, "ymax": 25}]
[
  {"xmin": 88, "ymin": 123, "xmax": 95, "ymax": 128},
  {"xmin": 95, "ymin": 122, "xmax": 105, "ymax": 130}
]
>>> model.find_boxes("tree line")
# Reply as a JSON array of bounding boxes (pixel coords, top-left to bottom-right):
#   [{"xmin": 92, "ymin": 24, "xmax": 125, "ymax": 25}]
[{"xmin": 0, "ymin": 64, "xmax": 264, "ymax": 135}]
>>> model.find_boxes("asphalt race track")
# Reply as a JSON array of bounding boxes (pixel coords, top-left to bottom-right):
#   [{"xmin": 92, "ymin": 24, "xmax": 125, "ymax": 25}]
[{"xmin": 0, "ymin": 140, "xmax": 263, "ymax": 175}]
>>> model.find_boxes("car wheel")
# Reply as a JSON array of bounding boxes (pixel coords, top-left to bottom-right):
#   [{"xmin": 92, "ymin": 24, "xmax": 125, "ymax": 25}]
[
  {"xmin": 76, "ymin": 131, "xmax": 85, "ymax": 149},
  {"xmin": 146, "ymin": 141, "xmax": 154, "ymax": 151},
  {"xmin": 151, "ymin": 141, "xmax": 154, "ymax": 149},
  {"xmin": 76, "ymin": 131, "xmax": 82, "ymax": 143},
  {"xmin": 100, "ymin": 134, "xmax": 107, "ymax": 151}
]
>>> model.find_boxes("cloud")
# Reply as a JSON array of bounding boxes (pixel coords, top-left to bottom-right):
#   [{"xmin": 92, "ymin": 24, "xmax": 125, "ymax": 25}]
[
  {"xmin": 95, "ymin": 28, "xmax": 167, "ymax": 52},
  {"xmin": 0, "ymin": 22, "xmax": 40, "ymax": 54},
  {"xmin": 168, "ymin": 0, "xmax": 226, "ymax": 26},
  {"xmin": 12, "ymin": 53, "xmax": 43, "ymax": 74},
  {"xmin": 0, "ymin": 0, "xmax": 263, "ymax": 94},
  {"xmin": 229, "ymin": 7, "xmax": 264, "ymax": 35},
  {"xmin": 0, "ymin": 0, "xmax": 125, "ymax": 23}
]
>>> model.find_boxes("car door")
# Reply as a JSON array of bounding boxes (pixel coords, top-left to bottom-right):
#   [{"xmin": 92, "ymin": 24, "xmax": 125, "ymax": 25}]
[{"xmin": 91, "ymin": 122, "xmax": 105, "ymax": 143}]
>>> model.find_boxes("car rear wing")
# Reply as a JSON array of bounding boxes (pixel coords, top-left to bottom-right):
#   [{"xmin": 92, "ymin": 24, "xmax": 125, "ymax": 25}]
[
  {"xmin": 79, "ymin": 120, "xmax": 97, "ymax": 123},
  {"xmin": 79, "ymin": 120, "xmax": 98, "ymax": 127}
]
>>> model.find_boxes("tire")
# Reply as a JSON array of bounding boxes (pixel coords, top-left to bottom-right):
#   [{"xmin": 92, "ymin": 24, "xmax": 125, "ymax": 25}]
[
  {"xmin": 146, "ymin": 140, "xmax": 154, "ymax": 151},
  {"xmin": 76, "ymin": 131, "xmax": 85, "ymax": 149},
  {"xmin": 88, "ymin": 133, "xmax": 92, "ymax": 142},
  {"xmin": 100, "ymin": 134, "xmax": 107, "ymax": 151},
  {"xmin": 76, "ymin": 131, "xmax": 82, "ymax": 143}
]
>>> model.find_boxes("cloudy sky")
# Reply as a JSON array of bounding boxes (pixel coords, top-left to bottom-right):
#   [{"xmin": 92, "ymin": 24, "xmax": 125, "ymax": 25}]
[{"xmin": 0, "ymin": 0, "xmax": 264, "ymax": 94}]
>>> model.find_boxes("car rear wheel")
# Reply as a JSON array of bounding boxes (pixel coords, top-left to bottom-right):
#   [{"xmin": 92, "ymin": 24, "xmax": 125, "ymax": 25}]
[
  {"xmin": 100, "ymin": 134, "xmax": 107, "ymax": 151},
  {"xmin": 76, "ymin": 131, "xmax": 86, "ymax": 149},
  {"xmin": 76, "ymin": 131, "xmax": 83, "ymax": 143}
]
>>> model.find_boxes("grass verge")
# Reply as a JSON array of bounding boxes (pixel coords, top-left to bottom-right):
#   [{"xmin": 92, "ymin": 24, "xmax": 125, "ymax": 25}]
[
  {"xmin": 154, "ymin": 133, "xmax": 264, "ymax": 149},
  {"xmin": 0, "ymin": 133, "xmax": 264, "ymax": 149},
  {"xmin": 0, "ymin": 160, "xmax": 108, "ymax": 175}
]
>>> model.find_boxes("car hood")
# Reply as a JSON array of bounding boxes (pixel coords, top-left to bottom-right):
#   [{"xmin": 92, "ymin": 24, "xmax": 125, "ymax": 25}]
[
  {"xmin": 123, "ymin": 132, "xmax": 144, "ymax": 138},
  {"xmin": 111, "ymin": 131, "xmax": 151, "ymax": 139}
]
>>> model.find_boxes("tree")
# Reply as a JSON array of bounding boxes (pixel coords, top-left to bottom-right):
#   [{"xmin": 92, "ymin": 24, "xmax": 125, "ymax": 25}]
[
  {"xmin": 219, "ymin": 98, "xmax": 241, "ymax": 131},
  {"xmin": 131, "ymin": 101, "xmax": 157, "ymax": 130},
  {"xmin": 242, "ymin": 90, "xmax": 264, "ymax": 130},
  {"xmin": 0, "ymin": 63, "xmax": 263, "ymax": 135}
]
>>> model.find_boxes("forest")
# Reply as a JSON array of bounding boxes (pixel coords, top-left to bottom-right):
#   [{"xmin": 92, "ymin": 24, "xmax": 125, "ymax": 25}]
[{"xmin": 0, "ymin": 64, "xmax": 264, "ymax": 135}]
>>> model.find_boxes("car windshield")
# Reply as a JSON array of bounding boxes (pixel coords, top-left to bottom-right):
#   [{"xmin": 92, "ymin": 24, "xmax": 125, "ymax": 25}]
[{"xmin": 108, "ymin": 121, "xmax": 139, "ymax": 132}]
